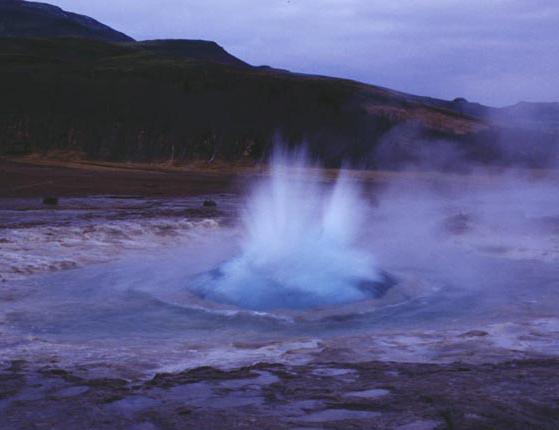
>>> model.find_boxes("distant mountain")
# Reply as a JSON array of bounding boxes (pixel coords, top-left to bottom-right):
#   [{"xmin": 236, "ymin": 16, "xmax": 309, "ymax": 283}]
[
  {"xmin": 0, "ymin": 0, "xmax": 133, "ymax": 42},
  {"xmin": 415, "ymin": 97, "xmax": 559, "ymax": 132},
  {"xmin": 492, "ymin": 101, "xmax": 559, "ymax": 131},
  {"xmin": 133, "ymin": 40, "xmax": 249, "ymax": 68}
]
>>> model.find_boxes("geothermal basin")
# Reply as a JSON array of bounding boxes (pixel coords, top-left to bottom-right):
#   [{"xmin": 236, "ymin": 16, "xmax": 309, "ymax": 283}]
[{"xmin": 1, "ymin": 158, "xmax": 559, "ymax": 429}]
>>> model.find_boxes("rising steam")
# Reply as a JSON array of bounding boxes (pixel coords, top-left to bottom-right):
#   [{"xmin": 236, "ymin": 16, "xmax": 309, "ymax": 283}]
[{"xmin": 193, "ymin": 149, "xmax": 384, "ymax": 310}]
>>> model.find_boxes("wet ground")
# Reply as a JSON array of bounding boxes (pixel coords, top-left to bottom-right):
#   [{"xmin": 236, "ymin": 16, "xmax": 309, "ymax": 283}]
[
  {"xmin": 2, "ymin": 358, "xmax": 558, "ymax": 429},
  {"xmin": 1, "ymin": 159, "xmax": 559, "ymax": 429}
]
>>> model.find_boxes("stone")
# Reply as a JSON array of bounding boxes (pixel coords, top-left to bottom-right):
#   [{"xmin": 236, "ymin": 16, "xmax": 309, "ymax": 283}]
[
  {"xmin": 202, "ymin": 200, "xmax": 217, "ymax": 207},
  {"xmin": 42, "ymin": 196, "xmax": 59, "ymax": 206},
  {"xmin": 458, "ymin": 330, "xmax": 489, "ymax": 338}
]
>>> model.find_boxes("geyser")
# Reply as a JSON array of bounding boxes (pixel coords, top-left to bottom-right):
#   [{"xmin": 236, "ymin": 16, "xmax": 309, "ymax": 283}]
[{"xmin": 192, "ymin": 149, "xmax": 391, "ymax": 310}]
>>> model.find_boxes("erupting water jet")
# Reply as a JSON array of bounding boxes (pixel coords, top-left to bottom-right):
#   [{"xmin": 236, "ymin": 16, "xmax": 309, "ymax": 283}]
[{"xmin": 192, "ymin": 149, "xmax": 394, "ymax": 310}]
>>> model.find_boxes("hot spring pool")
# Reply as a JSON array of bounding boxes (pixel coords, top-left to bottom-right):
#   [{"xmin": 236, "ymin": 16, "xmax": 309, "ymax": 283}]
[{"xmin": 1, "ymin": 158, "xmax": 559, "ymax": 377}]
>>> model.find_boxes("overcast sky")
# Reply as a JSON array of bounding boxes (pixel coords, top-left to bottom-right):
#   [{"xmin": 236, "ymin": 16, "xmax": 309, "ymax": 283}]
[{"xmin": 49, "ymin": 0, "xmax": 559, "ymax": 106}]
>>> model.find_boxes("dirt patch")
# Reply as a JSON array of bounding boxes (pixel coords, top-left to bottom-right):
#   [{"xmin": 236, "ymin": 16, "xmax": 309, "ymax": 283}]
[{"xmin": 0, "ymin": 158, "xmax": 243, "ymax": 198}]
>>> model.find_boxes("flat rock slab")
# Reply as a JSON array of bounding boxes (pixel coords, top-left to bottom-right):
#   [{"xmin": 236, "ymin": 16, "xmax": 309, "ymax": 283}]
[{"xmin": 344, "ymin": 388, "xmax": 390, "ymax": 398}]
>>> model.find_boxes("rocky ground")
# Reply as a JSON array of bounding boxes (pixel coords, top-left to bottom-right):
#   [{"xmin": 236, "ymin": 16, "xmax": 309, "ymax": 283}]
[
  {"xmin": 2, "ymin": 157, "xmax": 559, "ymax": 429},
  {"xmin": 1, "ymin": 358, "xmax": 558, "ymax": 430}
]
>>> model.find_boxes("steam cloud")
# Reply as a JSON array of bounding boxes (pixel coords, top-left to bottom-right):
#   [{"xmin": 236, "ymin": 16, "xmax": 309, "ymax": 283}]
[{"xmin": 193, "ymin": 148, "xmax": 384, "ymax": 310}]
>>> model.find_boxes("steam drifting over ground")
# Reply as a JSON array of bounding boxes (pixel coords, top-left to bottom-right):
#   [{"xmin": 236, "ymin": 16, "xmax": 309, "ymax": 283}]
[
  {"xmin": 1, "ymin": 157, "xmax": 558, "ymax": 374},
  {"xmin": 1, "ymin": 156, "xmax": 559, "ymax": 428}
]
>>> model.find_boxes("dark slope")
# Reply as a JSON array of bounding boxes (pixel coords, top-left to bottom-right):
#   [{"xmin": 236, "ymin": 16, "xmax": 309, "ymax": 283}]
[
  {"xmin": 0, "ymin": 1, "xmax": 249, "ymax": 67},
  {"xmin": 412, "ymin": 96, "xmax": 491, "ymax": 120},
  {"xmin": 0, "ymin": 37, "xmax": 556, "ymax": 168},
  {"xmin": 0, "ymin": 0, "xmax": 133, "ymax": 42},
  {"xmin": 133, "ymin": 40, "xmax": 249, "ymax": 68},
  {"xmin": 0, "ymin": 1, "xmax": 556, "ymax": 169},
  {"xmin": 1, "ymin": 37, "xmax": 502, "ymax": 168}
]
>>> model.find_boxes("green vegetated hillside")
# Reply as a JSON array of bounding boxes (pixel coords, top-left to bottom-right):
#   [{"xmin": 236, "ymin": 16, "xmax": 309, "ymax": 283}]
[
  {"xmin": 0, "ymin": 2, "xmax": 557, "ymax": 169},
  {"xmin": 0, "ymin": 38, "xmax": 496, "ymax": 168}
]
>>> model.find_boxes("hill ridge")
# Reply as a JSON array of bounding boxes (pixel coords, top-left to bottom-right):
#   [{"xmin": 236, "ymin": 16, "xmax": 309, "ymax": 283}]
[{"xmin": 0, "ymin": 0, "xmax": 134, "ymax": 42}]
